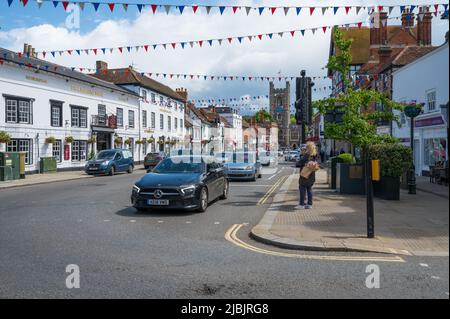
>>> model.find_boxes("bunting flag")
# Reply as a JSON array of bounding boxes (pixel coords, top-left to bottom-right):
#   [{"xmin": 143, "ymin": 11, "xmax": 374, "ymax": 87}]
[
  {"xmin": 35, "ymin": 18, "xmax": 376, "ymax": 57},
  {"xmin": 3, "ymin": 1, "xmax": 447, "ymax": 17}
]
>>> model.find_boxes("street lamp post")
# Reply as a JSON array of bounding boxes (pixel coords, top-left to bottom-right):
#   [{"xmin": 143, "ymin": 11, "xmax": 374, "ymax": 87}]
[{"xmin": 404, "ymin": 103, "xmax": 423, "ymax": 195}]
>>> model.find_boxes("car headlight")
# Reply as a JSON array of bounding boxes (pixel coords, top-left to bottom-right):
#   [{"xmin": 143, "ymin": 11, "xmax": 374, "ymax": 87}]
[
  {"xmin": 101, "ymin": 160, "xmax": 110, "ymax": 166},
  {"xmin": 180, "ymin": 185, "xmax": 196, "ymax": 196},
  {"xmin": 245, "ymin": 165, "xmax": 254, "ymax": 170},
  {"xmin": 132, "ymin": 185, "xmax": 140, "ymax": 193}
]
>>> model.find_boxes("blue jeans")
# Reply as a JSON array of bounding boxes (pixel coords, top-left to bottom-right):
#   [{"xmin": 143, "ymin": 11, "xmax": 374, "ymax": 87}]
[{"xmin": 299, "ymin": 185, "xmax": 313, "ymax": 206}]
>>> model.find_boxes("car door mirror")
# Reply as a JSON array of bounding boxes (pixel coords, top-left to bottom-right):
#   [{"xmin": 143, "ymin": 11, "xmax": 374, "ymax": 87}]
[{"xmin": 115, "ymin": 153, "xmax": 122, "ymax": 161}]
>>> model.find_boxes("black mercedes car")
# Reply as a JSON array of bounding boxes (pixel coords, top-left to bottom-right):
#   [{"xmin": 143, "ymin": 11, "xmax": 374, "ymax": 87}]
[{"xmin": 131, "ymin": 156, "xmax": 229, "ymax": 213}]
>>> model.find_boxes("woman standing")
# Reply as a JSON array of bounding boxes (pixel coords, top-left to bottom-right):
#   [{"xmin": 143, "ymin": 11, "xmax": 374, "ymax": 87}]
[{"xmin": 295, "ymin": 142, "xmax": 318, "ymax": 210}]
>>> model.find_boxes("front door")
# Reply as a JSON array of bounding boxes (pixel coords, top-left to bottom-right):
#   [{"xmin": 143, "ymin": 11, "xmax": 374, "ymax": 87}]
[{"xmin": 97, "ymin": 132, "xmax": 111, "ymax": 151}]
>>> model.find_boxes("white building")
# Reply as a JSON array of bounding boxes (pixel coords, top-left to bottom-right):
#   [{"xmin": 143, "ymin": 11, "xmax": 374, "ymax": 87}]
[
  {"xmin": 92, "ymin": 61, "xmax": 186, "ymax": 156},
  {"xmin": 215, "ymin": 106, "xmax": 243, "ymax": 151},
  {"xmin": 0, "ymin": 46, "xmax": 141, "ymax": 173},
  {"xmin": 392, "ymin": 42, "xmax": 449, "ymax": 175}
]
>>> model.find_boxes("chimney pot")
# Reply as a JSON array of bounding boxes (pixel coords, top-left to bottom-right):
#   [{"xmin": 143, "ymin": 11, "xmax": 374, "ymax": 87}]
[{"xmin": 96, "ymin": 61, "xmax": 108, "ymax": 72}]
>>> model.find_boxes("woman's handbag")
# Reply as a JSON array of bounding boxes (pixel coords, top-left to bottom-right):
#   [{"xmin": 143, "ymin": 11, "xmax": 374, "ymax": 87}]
[{"xmin": 300, "ymin": 161, "xmax": 319, "ymax": 179}]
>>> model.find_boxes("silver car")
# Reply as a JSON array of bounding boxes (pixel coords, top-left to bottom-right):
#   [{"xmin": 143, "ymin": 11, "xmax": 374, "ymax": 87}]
[{"xmin": 221, "ymin": 152, "xmax": 262, "ymax": 181}]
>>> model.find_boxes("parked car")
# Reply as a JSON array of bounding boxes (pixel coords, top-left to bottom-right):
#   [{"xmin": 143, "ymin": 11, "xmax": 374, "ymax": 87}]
[
  {"xmin": 259, "ymin": 151, "xmax": 276, "ymax": 166},
  {"xmin": 223, "ymin": 152, "xmax": 262, "ymax": 181},
  {"xmin": 85, "ymin": 149, "xmax": 134, "ymax": 176},
  {"xmin": 144, "ymin": 152, "xmax": 167, "ymax": 170},
  {"xmin": 131, "ymin": 156, "xmax": 228, "ymax": 213},
  {"xmin": 285, "ymin": 150, "xmax": 299, "ymax": 161}
]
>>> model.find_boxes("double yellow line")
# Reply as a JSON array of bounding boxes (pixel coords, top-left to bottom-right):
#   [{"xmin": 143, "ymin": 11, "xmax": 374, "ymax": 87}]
[
  {"xmin": 225, "ymin": 224, "xmax": 405, "ymax": 262},
  {"xmin": 257, "ymin": 175, "xmax": 288, "ymax": 205}
]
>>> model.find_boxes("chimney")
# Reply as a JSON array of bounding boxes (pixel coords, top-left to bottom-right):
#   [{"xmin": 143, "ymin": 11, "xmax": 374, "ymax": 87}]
[
  {"xmin": 96, "ymin": 61, "xmax": 108, "ymax": 72},
  {"xmin": 378, "ymin": 46, "xmax": 392, "ymax": 64},
  {"xmin": 417, "ymin": 6, "xmax": 432, "ymax": 46},
  {"xmin": 370, "ymin": 12, "xmax": 388, "ymax": 58},
  {"xmin": 23, "ymin": 43, "xmax": 28, "ymax": 54},
  {"xmin": 401, "ymin": 8, "xmax": 414, "ymax": 27},
  {"xmin": 175, "ymin": 87, "xmax": 188, "ymax": 102},
  {"xmin": 30, "ymin": 47, "xmax": 36, "ymax": 58}
]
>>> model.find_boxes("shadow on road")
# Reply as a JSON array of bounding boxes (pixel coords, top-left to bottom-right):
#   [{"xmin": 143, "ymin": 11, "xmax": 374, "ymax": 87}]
[{"xmin": 115, "ymin": 207, "xmax": 198, "ymax": 218}]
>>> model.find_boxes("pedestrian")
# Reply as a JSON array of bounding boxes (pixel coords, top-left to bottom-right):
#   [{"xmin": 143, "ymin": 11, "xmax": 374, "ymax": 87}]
[
  {"xmin": 320, "ymin": 148, "xmax": 325, "ymax": 163},
  {"xmin": 295, "ymin": 142, "xmax": 319, "ymax": 210}
]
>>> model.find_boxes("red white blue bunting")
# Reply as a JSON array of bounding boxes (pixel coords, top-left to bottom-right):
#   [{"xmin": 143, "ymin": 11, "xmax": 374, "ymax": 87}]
[{"xmin": 6, "ymin": 0, "xmax": 449, "ymax": 18}]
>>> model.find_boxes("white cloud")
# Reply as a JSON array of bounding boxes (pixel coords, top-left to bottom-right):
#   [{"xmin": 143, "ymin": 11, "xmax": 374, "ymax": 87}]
[{"xmin": 0, "ymin": 0, "xmax": 447, "ymax": 109}]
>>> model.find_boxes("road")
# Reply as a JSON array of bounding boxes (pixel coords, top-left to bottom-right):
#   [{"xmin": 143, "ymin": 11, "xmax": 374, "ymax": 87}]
[{"xmin": 0, "ymin": 162, "xmax": 448, "ymax": 298}]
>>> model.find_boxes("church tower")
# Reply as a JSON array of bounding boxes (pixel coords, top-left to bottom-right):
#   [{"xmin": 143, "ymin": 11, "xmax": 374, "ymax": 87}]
[{"xmin": 269, "ymin": 82, "xmax": 290, "ymax": 148}]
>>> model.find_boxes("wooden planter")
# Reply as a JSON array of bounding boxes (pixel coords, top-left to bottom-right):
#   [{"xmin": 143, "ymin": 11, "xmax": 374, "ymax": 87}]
[
  {"xmin": 373, "ymin": 176, "xmax": 401, "ymax": 200},
  {"xmin": 336, "ymin": 163, "xmax": 366, "ymax": 195}
]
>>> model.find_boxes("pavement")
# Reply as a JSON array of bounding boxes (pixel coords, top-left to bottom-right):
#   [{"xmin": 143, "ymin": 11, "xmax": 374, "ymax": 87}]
[
  {"xmin": 0, "ymin": 165, "xmax": 144, "ymax": 189},
  {"xmin": 251, "ymin": 169, "xmax": 449, "ymax": 257}
]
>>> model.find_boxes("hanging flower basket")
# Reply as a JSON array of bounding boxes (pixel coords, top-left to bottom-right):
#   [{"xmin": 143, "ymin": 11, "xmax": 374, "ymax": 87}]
[
  {"xmin": 65, "ymin": 136, "xmax": 74, "ymax": 144},
  {"xmin": 165, "ymin": 140, "xmax": 171, "ymax": 145},
  {"xmin": 157, "ymin": 140, "xmax": 165, "ymax": 145},
  {"xmin": 87, "ymin": 136, "xmax": 96, "ymax": 144},
  {"xmin": 114, "ymin": 137, "xmax": 122, "ymax": 146},
  {"xmin": 147, "ymin": 138, "xmax": 155, "ymax": 143},
  {"xmin": 0, "ymin": 131, "xmax": 11, "ymax": 144},
  {"xmin": 135, "ymin": 140, "xmax": 144, "ymax": 145},
  {"xmin": 124, "ymin": 138, "xmax": 132, "ymax": 145},
  {"xmin": 170, "ymin": 140, "xmax": 177, "ymax": 145},
  {"xmin": 45, "ymin": 136, "xmax": 57, "ymax": 144},
  {"xmin": 404, "ymin": 102, "xmax": 424, "ymax": 118}
]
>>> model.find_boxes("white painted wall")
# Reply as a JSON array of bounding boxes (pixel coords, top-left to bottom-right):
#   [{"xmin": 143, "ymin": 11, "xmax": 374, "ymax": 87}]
[
  {"xmin": 0, "ymin": 63, "xmax": 140, "ymax": 172},
  {"xmin": 392, "ymin": 43, "xmax": 449, "ymax": 174}
]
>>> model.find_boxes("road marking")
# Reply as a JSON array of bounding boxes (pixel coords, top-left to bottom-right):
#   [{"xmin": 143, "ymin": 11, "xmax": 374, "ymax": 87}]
[
  {"xmin": 230, "ymin": 184, "xmax": 275, "ymax": 187},
  {"xmin": 214, "ymin": 222, "xmax": 220, "ymax": 225},
  {"xmin": 104, "ymin": 219, "xmax": 110, "ymax": 222},
  {"xmin": 158, "ymin": 220, "xmax": 164, "ymax": 223},
  {"xmin": 431, "ymin": 276, "xmax": 441, "ymax": 280},
  {"xmin": 129, "ymin": 220, "xmax": 136, "ymax": 223},
  {"xmin": 419, "ymin": 263, "xmax": 429, "ymax": 267},
  {"xmin": 225, "ymin": 224, "xmax": 405, "ymax": 263},
  {"xmin": 257, "ymin": 176, "xmax": 288, "ymax": 205},
  {"xmin": 186, "ymin": 221, "xmax": 192, "ymax": 224}
]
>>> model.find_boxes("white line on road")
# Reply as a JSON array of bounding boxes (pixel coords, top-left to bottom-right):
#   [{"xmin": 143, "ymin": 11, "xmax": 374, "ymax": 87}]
[
  {"xmin": 157, "ymin": 220, "xmax": 164, "ymax": 223},
  {"xmin": 431, "ymin": 276, "xmax": 441, "ymax": 280},
  {"xmin": 103, "ymin": 219, "xmax": 110, "ymax": 222},
  {"xmin": 214, "ymin": 222, "xmax": 220, "ymax": 225},
  {"xmin": 129, "ymin": 220, "xmax": 136, "ymax": 223},
  {"xmin": 419, "ymin": 263, "xmax": 429, "ymax": 267},
  {"xmin": 186, "ymin": 221, "xmax": 192, "ymax": 224}
]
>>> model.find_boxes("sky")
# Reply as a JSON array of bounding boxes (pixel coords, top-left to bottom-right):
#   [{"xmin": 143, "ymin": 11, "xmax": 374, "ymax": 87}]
[{"xmin": 0, "ymin": 0, "xmax": 449, "ymax": 115}]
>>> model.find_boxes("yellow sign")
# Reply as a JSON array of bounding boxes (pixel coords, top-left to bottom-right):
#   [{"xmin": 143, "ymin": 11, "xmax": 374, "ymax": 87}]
[
  {"xmin": 71, "ymin": 85, "xmax": 103, "ymax": 97},
  {"xmin": 26, "ymin": 75, "xmax": 47, "ymax": 84},
  {"xmin": 159, "ymin": 108, "xmax": 172, "ymax": 114},
  {"xmin": 372, "ymin": 160, "xmax": 380, "ymax": 181}
]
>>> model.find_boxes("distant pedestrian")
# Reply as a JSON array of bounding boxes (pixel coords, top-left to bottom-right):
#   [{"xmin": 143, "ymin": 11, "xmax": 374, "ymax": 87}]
[
  {"xmin": 295, "ymin": 142, "xmax": 319, "ymax": 210},
  {"xmin": 320, "ymin": 149, "xmax": 325, "ymax": 163}
]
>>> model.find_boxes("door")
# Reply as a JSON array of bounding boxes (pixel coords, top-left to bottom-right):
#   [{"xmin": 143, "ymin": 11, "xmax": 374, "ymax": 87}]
[
  {"xmin": 97, "ymin": 132, "xmax": 111, "ymax": 151},
  {"xmin": 205, "ymin": 163, "xmax": 219, "ymax": 199}
]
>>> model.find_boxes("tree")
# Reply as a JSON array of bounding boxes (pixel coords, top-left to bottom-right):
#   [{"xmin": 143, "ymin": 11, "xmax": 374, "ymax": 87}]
[
  {"xmin": 290, "ymin": 114, "xmax": 296, "ymax": 125},
  {"xmin": 313, "ymin": 28, "xmax": 404, "ymax": 155},
  {"xmin": 254, "ymin": 110, "xmax": 273, "ymax": 123}
]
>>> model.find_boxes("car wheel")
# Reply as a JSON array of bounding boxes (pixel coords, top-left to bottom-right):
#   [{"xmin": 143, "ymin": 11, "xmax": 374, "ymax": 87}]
[
  {"xmin": 198, "ymin": 187, "xmax": 208, "ymax": 212},
  {"xmin": 109, "ymin": 166, "xmax": 115, "ymax": 176},
  {"xmin": 258, "ymin": 172, "xmax": 262, "ymax": 178},
  {"xmin": 220, "ymin": 180, "xmax": 229, "ymax": 200},
  {"xmin": 127, "ymin": 165, "xmax": 133, "ymax": 174}
]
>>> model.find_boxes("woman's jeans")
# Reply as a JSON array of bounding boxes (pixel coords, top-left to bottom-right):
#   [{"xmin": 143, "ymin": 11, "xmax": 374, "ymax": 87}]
[{"xmin": 299, "ymin": 185, "xmax": 313, "ymax": 206}]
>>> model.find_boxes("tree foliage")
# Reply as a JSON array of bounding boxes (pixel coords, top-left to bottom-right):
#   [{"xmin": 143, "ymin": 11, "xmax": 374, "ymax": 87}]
[
  {"xmin": 313, "ymin": 28, "xmax": 404, "ymax": 149},
  {"xmin": 255, "ymin": 109, "xmax": 273, "ymax": 123}
]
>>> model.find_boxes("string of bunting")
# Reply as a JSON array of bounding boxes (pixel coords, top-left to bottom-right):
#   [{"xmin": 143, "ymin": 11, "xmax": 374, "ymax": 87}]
[
  {"xmin": 29, "ymin": 11, "xmax": 445, "ymax": 58},
  {"xmin": 6, "ymin": 0, "xmax": 448, "ymax": 18},
  {"xmin": 74, "ymin": 67, "xmax": 332, "ymax": 82}
]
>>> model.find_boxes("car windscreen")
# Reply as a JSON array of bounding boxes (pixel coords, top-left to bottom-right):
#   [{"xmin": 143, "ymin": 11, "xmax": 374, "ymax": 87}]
[
  {"xmin": 217, "ymin": 152, "xmax": 256, "ymax": 163},
  {"xmin": 95, "ymin": 150, "xmax": 116, "ymax": 160},
  {"xmin": 153, "ymin": 158, "xmax": 205, "ymax": 174}
]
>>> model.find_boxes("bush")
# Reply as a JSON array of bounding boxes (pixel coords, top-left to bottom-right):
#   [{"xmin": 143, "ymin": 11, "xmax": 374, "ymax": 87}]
[
  {"xmin": 337, "ymin": 153, "xmax": 354, "ymax": 164},
  {"xmin": 0, "ymin": 131, "xmax": 11, "ymax": 144},
  {"xmin": 369, "ymin": 143, "xmax": 412, "ymax": 177}
]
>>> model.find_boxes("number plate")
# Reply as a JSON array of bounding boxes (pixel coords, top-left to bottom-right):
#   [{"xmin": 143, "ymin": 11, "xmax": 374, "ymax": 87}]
[
  {"xmin": 89, "ymin": 167, "xmax": 98, "ymax": 170},
  {"xmin": 147, "ymin": 199, "xmax": 169, "ymax": 206}
]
